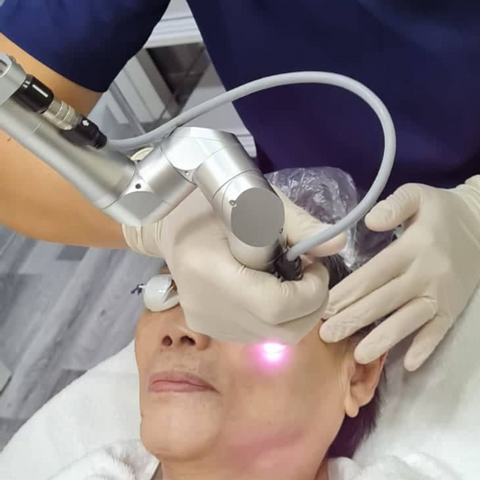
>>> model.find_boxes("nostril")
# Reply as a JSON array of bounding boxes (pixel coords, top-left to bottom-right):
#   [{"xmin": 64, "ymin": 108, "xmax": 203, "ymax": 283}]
[
  {"xmin": 161, "ymin": 336, "xmax": 195, "ymax": 347},
  {"xmin": 181, "ymin": 336, "xmax": 195, "ymax": 346}
]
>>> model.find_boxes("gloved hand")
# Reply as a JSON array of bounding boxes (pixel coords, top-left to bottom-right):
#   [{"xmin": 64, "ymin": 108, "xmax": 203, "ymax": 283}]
[
  {"xmin": 321, "ymin": 176, "xmax": 480, "ymax": 371},
  {"xmin": 124, "ymin": 188, "xmax": 346, "ymax": 344}
]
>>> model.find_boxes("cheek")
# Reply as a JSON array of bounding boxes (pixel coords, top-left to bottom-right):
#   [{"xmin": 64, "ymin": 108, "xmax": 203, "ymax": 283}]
[
  {"xmin": 134, "ymin": 321, "xmax": 151, "ymax": 370},
  {"xmin": 217, "ymin": 343, "xmax": 347, "ymax": 466},
  {"xmin": 140, "ymin": 394, "xmax": 223, "ymax": 460},
  {"xmin": 222, "ymin": 342, "xmax": 344, "ymax": 423},
  {"xmin": 226, "ymin": 343, "xmax": 296, "ymax": 384},
  {"xmin": 134, "ymin": 316, "xmax": 160, "ymax": 398},
  {"xmin": 257, "ymin": 342, "xmax": 290, "ymax": 366}
]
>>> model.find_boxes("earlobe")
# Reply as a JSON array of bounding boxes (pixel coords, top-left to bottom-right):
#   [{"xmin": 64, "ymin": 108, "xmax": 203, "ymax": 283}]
[
  {"xmin": 344, "ymin": 393, "xmax": 360, "ymax": 418},
  {"xmin": 344, "ymin": 353, "xmax": 386, "ymax": 418}
]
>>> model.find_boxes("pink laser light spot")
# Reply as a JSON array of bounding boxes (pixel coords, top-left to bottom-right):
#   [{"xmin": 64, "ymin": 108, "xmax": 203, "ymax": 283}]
[{"xmin": 261, "ymin": 342, "xmax": 287, "ymax": 363}]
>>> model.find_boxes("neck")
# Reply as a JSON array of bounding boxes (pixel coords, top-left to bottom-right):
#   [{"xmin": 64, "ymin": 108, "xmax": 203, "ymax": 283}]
[
  {"xmin": 154, "ymin": 423, "xmax": 332, "ymax": 480},
  {"xmin": 158, "ymin": 454, "xmax": 330, "ymax": 480}
]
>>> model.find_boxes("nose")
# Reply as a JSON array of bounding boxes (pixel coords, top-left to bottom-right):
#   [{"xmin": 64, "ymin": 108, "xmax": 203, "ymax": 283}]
[{"xmin": 159, "ymin": 308, "xmax": 210, "ymax": 351}]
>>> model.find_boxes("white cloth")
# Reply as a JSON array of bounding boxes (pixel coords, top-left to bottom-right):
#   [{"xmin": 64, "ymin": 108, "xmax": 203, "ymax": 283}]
[
  {"xmin": 47, "ymin": 440, "xmax": 159, "ymax": 480},
  {"xmin": 30, "ymin": 438, "xmax": 456, "ymax": 480},
  {"xmin": 330, "ymin": 456, "xmax": 458, "ymax": 480},
  {"xmin": 2, "ymin": 288, "xmax": 480, "ymax": 480},
  {"xmin": 0, "ymin": 343, "xmax": 141, "ymax": 480},
  {"xmin": 353, "ymin": 287, "xmax": 480, "ymax": 476}
]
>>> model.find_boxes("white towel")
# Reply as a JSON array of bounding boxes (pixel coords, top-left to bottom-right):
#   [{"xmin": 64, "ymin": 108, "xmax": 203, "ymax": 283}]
[
  {"xmin": 0, "ymin": 343, "xmax": 141, "ymax": 480},
  {"xmin": 42, "ymin": 438, "xmax": 458, "ymax": 480},
  {"xmin": 329, "ymin": 455, "xmax": 459, "ymax": 480},
  {"xmin": 353, "ymin": 287, "xmax": 480, "ymax": 477},
  {"xmin": 48, "ymin": 440, "xmax": 159, "ymax": 480}
]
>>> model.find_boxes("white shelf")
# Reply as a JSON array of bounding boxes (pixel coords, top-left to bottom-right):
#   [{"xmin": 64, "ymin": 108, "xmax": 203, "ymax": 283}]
[{"xmin": 145, "ymin": 0, "xmax": 202, "ymax": 48}]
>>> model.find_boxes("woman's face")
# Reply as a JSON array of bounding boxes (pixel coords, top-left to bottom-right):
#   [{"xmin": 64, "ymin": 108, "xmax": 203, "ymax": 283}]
[{"xmin": 135, "ymin": 306, "xmax": 380, "ymax": 478}]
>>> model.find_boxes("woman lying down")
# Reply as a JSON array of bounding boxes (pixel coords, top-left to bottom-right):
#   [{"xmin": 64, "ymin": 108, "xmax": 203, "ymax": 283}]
[
  {"xmin": 49, "ymin": 265, "xmax": 455, "ymax": 479},
  {"xmin": 51, "ymin": 255, "xmax": 387, "ymax": 480},
  {"xmin": 45, "ymin": 169, "xmax": 457, "ymax": 480}
]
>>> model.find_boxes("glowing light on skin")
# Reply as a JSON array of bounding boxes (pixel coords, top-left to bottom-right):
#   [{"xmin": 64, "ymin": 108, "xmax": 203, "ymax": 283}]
[{"xmin": 261, "ymin": 342, "xmax": 287, "ymax": 363}]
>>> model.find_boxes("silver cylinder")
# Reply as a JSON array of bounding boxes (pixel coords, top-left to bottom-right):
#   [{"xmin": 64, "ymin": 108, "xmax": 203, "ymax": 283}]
[
  {"xmin": 188, "ymin": 127, "xmax": 286, "ymax": 271},
  {"xmin": 113, "ymin": 144, "xmax": 197, "ymax": 225},
  {"xmin": 218, "ymin": 172, "xmax": 284, "ymax": 247},
  {"xmin": 0, "ymin": 54, "xmax": 27, "ymax": 105},
  {"xmin": 227, "ymin": 232, "xmax": 284, "ymax": 272},
  {"xmin": 160, "ymin": 126, "xmax": 241, "ymax": 178},
  {"xmin": 43, "ymin": 98, "xmax": 81, "ymax": 131},
  {"xmin": 216, "ymin": 171, "xmax": 285, "ymax": 270},
  {"xmin": 0, "ymin": 97, "xmax": 135, "ymax": 209},
  {"xmin": 193, "ymin": 138, "xmax": 285, "ymax": 249}
]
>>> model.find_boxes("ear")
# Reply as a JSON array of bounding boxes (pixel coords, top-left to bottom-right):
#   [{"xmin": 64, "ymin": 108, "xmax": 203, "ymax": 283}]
[{"xmin": 344, "ymin": 353, "xmax": 386, "ymax": 418}]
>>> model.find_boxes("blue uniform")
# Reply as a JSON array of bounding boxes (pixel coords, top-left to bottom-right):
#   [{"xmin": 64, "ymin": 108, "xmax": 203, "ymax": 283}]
[{"xmin": 1, "ymin": 0, "xmax": 479, "ymax": 195}]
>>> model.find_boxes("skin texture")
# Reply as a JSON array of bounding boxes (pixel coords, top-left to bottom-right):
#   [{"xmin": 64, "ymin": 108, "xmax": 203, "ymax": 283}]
[
  {"xmin": 0, "ymin": 34, "xmax": 126, "ymax": 248},
  {"xmin": 135, "ymin": 306, "xmax": 384, "ymax": 480}
]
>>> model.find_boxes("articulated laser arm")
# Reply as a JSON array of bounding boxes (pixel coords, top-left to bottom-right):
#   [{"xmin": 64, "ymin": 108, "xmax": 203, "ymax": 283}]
[
  {"xmin": 0, "ymin": 51, "xmax": 397, "ymax": 284},
  {"xmin": 0, "ymin": 54, "xmax": 295, "ymax": 277}
]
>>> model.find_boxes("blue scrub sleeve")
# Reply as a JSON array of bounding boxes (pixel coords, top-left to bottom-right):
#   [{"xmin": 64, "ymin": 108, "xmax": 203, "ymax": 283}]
[{"xmin": 0, "ymin": 0, "xmax": 170, "ymax": 92}]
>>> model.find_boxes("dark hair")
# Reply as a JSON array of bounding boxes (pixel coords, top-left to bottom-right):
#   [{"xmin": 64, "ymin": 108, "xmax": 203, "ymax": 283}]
[{"xmin": 322, "ymin": 255, "xmax": 384, "ymax": 459}]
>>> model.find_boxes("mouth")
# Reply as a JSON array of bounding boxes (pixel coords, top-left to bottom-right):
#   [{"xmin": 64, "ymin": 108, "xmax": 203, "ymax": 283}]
[{"xmin": 148, "ymin": 371, "xmax": 215, "ymax": 393}]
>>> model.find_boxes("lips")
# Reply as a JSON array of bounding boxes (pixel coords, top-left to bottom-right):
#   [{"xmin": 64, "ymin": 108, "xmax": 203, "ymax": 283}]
[{"xmin": 148, "ymin": 371, "xmax": 215, "ymax": 393}]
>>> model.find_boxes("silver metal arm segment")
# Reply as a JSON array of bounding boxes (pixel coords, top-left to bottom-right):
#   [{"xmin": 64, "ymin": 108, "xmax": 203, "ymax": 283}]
[
  {"xmin": 0, "ymin": 54, "xmax": 293, "ymax": 276},
  {"xmin": 133, "ymin": 128, "xmax": 286, "ymax": 271},
  {"xmin": 0, "ymin": 54, "xmax": 137, "ymax": 216}
]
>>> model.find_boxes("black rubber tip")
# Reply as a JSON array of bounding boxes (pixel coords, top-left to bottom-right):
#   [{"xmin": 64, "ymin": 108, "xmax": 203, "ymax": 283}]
[{"xmin": 274, "ymin": 252, "xmax": 303, "ymax": 281}]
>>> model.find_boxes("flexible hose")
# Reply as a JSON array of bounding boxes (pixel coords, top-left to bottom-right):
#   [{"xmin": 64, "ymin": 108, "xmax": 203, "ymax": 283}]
[{"xmin": 108, "ymin": 72, "xmax": 396, "ymax": 260}]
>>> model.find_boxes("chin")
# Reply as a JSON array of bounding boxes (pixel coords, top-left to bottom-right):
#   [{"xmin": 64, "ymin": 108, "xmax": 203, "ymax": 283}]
[{"xmin": 139, "ymin": 401, "xmax": 221, "ymax": 460}]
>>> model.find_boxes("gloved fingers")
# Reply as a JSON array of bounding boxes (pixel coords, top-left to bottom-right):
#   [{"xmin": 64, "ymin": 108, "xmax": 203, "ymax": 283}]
[
  {"xmin": 365, "ymin": 183, "xmax": 423, "ymax": 232},
  {"xmin": 185, "ymin": 311, "xmax": 263, "ymax": 344},
  {"xmin": 354, "ymin": 297, "xmax": 436, "ymax": 364},
  {"xmin": 236, "ymin": 260, "xmax": 330, "ymax": 326},
  {"xmin": 403, "ymin": 314, "xmax": 452, "ymax": 371},
  {"xmin": 177, "ymin": 234, "xmax": 329, "ymax": 342},
  {"xmin": 325, "ymin": 240, "xmax": 406, "ymax": 317},
  {"xmin": 267, "ymin": 309, "xmax": 323, "ymax": 344},
  {"xmin": 122, "ymin": 222, "xmax": 163, "ymax": 257},
  {"xmin": 305, "ymin": 226, "xmax": 348, "ymax": 257},
  {"xmin": 238, "ymin": 307, "xmax": 321, "ymax": 345},
  {"xmin": 275, "ymin": 187, "xmax": 347, "ymax": 257},
  {"xmin": 320, "ymin": 274, "xmax": 416, "ymax": 343},
  {"xmin": 184, "ymin": 300, "xmax": 321, "ymax": 345}
]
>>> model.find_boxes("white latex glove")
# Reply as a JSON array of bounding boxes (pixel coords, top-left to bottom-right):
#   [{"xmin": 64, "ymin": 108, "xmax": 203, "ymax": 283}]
[
  {"xmin": 321, "ymin": 176, "xmax": 480, "ymax": 371},
  {"xmin": 124, "ymin": 188, "xmax": 346, "ymax": 344}
]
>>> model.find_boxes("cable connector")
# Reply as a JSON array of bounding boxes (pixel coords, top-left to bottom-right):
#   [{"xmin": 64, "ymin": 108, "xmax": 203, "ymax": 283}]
[
  {"xmin": 60, "ymin": 116, "xmax": 107, "ymax": 149},
  {"xmin": 12, "ymin": 73, "xmax": 107, "ymax": 149}
]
